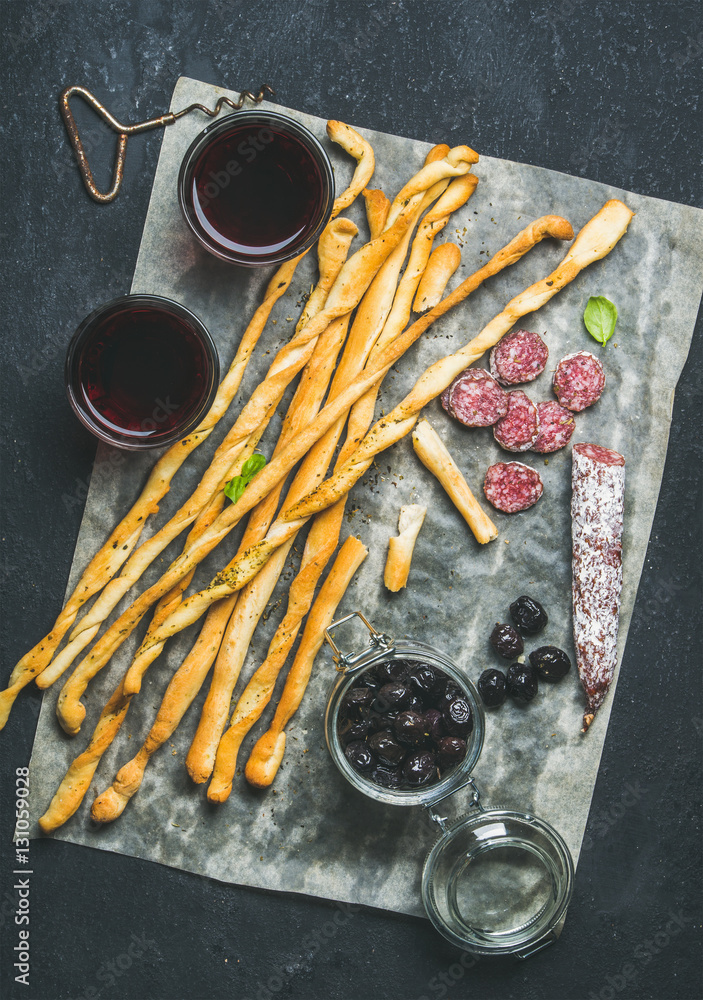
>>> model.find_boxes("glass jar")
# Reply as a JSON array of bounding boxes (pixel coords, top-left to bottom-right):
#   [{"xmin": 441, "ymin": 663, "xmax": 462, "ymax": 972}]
[{"xmin": 323, "ymin": 612, "xmax": 574, "ymax": 958}]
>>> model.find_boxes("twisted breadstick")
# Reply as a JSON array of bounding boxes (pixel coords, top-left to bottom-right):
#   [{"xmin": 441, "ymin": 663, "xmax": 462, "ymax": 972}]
[
  {"xmin": 53, "ymin": 145, "xmax": 480, "ymax": 734},
  {"xmin": 77, "ymin": 212, "xmax": 569, "ymax": 704},
  {"xmin": 0, "ymin": 121, "xmax": 377, "ymax": 729},
  {"xmin": 244, "ymin": 536, "xmax": 368, "ymax": 789},
  {"xmin": 182, "ymin": 144, "xmax": 455, "ymax": 780}
]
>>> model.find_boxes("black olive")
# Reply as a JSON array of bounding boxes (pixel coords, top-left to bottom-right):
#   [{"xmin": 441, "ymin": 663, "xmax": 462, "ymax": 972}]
[
  {"xmin": 423, "ymin": 708, "xmax": 445, "ymax": 742},
  {"xmin": 377, "ymin": 659, "xmax": 411, "ymax": 684},
  {"xmin": 344, "ymin": 741, "xmax": 374, "ymax": 771},
  {"xmin": 394, "ymin": 710, "xmax": 429, "ymax": 746},
  {"xmin": 340, "ymin": 687, "xmax": 373, "ymax": 719},
  {"xmin": 407, "ymin": 662, "xmax": 436, "ymax": 698},
  {"xmin": 442, "ymin": 697, "xmax": 474, "ymax": 736},
  {"xmin": 367, "ymin": 730, "xmax": 406, "ymax": 767},
  {"xmin": 369, "ymin": 711, "xmax": 399, "ymax": 733},
  {"xmin": 373, "ymin": 682, "xmax": 411, "ymax": 713},
  {"xmin": 355, "ymin": 669, "xmax": 381, "ymax": 691},
  {"xmin": 529, "ymin": 645, "xmax": 571, "ymax": 682},
  {"xmin": 490, "ymin": 623, "xmax": 524, "ymax": 659},
  {"xmin": 509, "ymin": 595, "xmax": 549, "ymax": 634},
  {"xmin": 370, "ymin": 765, "xmax": 402, "ymax": 788},
  {"xmin": 436, "ymin": 736, "xmax": 467, "ymax": 769},
  {"xmin": 477, "ymin": 668, "xmax": 507, "ymax": 707},
  {"xmin": 506, "ymin": 662, "xmax": 538, "ymax": 703},
  {"xmin": 338, "ymin": 713, "xmax": 371, "ymax": 744},
  {"xmin": 402, "ymin": 751, "xmax": 438, "ymax": 786}
]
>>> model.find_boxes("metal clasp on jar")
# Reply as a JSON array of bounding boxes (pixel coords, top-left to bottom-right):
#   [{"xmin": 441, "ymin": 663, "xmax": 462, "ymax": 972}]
[
  {"xmin": 424, "ymin": 775, "xmax": 484, "ymax": 832},
  {"xmin": 323, "ymin": 611, "xmax": 394, "ymax": 672}
]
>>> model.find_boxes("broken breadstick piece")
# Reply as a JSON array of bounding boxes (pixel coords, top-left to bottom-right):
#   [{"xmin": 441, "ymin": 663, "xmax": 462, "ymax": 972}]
[
  {"xmin": 413, "ymin": 242, "xmax": 462, "ymax": 312},
  {"xmin": 412, "ymin": 419, "xmax": 498, "ymax": 544},
  {"xmin": 384, "ymin": 504, "xmax": 427, "ymax": 592},
  {"xmin": 362, "ymin": 188, "xmax": 391, "ymax": 240}
]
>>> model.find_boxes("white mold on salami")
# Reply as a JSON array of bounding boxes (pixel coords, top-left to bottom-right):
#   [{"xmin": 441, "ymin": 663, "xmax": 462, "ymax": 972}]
[
  {"xmin": 532, "ymin": 401, "xmax": 576, "ymax": 453},
  {"xmin": 441, "ymin": 367, "xmax": 509, "ymax": 427},
  {"xmin": 493, "ymin": 390, "xmax": 540, "ymax": 452},
  {"xmin": 483, "ymin": 461, "xmax": 544, "ymax": 513},
  {"xmin": 489, "ymin": 328, "xmax": 549, "ymax": 385},
  {"xmin": 553, "ymin": 351, "xmax": 606, "ymax": 411},
  {"xmin": 571, "ymin": 442, "xmax": 625, "ymax": 732}
]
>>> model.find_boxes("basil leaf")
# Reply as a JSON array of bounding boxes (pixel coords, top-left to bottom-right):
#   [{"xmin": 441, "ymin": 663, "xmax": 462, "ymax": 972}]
[
  {"xmin": 583, "ymin": 296, "xmax": 618, "ymax": 346},
  {"xmin": 241, "ymin": 453, "xmax": 267, "ymax": 478},
  {"xmin": 224, "ymin": 452, "xmax": 267, "ymax": 505},
  {"xmin": 223, "ymin": 476, "xmax": 246, "ymax": 504}
]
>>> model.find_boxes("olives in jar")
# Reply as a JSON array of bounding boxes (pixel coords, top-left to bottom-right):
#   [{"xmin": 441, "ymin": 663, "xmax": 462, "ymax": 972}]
[{"xmin": 337, "ymin": 659, "xmax": 474, "ymax": 791}]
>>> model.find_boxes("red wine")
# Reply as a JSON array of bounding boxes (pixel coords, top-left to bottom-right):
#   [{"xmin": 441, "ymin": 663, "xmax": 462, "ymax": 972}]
[
  {"xmin": 179, "ymin": 112, "xmax": 334, "ymax": 266},
  {"xmin": 66, "ymin": 297, "xmax": 219, "ymax": 449}
]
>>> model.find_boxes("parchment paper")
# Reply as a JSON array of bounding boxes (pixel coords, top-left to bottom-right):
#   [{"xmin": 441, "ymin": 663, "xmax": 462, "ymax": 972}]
[{"xmin": 25, "ymin": 77, "xmax": 703, "ymax": 919}]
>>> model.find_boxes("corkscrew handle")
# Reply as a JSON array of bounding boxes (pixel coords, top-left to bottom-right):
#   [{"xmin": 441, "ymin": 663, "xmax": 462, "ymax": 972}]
[{"xmin": 59, "ymin": 83, "xmax": 275, "ymax": 203}]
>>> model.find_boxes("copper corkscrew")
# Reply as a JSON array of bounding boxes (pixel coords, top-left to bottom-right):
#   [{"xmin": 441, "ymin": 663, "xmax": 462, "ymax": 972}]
[{"xmin": 59, "ymin": 83, "xmax": 275, "ymax": 204}]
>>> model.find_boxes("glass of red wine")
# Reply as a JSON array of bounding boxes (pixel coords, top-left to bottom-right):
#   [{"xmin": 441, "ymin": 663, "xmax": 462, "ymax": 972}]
[
  {"xmin": 65, "ymin": 295, "xmax": 219, "ymax": 450},
  {"xmin": 178, "ymin": 110, "xmax": 335, "ymax": 267}
]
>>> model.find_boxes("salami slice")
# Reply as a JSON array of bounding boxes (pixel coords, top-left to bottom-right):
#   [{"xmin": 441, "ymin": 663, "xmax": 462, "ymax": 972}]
[
  {"xmin": 493, "ymin": 390, "xmax": 540, "ymax": 452},
  {"xmin": 532, "ymin": 401, "xmax": 576, "ymax": 453},
  {"xmin": 553, "ymin": 351, "xmax": 605, "ymax": 411},
  {"xmin": 483, "ymin": 461, "xmax": 543, "ymax": 513},
  {"xmin": 571, "ymin": 442, "xmax": 625, "ymax": 731},
  {"xmin": 489, "ymin": 328, "xmax": 549, "ymax": 385},
  {"xmin": 441, "ymin": 368, "xmax": 508, "ymax": 427}
]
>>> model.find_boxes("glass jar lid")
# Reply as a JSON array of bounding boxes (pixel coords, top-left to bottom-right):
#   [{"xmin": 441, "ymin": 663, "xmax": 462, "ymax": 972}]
[{"xmin": 422, "ymin": 807, "xmax": 574, "ymax": 957}]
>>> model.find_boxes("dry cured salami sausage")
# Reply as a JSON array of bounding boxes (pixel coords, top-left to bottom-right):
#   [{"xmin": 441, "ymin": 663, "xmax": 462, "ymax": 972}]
[
  {"xmin": 493, "ymin": 390, "xmax": 540, "ymax": 452},
  {"xmin": 483, "ymin": 461, "xmax": 543, "ymax": 513},
  {"xmin": 441, "ymin": 368, "xmax": 508, "ymax": 427},
  {"xmin": 553, "ymin": 351, "xmax": 605, "ymax": 411},
  {"xmin": 489, "ymin": 328, "xmax": 549, "ymax": 385},
  {"xmin": 571, "ymin": 442, "xmax": 625, "ymax": 731},
  {"xmin": 532, "ymin": 401, "xmax": 576, "ymax": 453}
]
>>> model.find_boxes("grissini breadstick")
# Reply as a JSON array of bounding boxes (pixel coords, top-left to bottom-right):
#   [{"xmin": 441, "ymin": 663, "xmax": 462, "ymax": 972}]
[
  {"xmin": 185, "ymin": 540, "xmax": 294, "ymax": 782},
  {"xmin": 180, "ymin": 148, "xmax": 453, "ymax": 777},
  {"xmin": 363, "ymin": 187, "xmax": 391, "ymax": 239},
  {"xmin": 202, "ymin": 163, "xmax": 464, "ymax": 798},
  {"xmin": 42, "ymin": 594, "xmax": 239, "ymax": 830},
  {"xmin": 242, "ymin": 535, "xmax": 368, "ymax": 790},
  {"xmin": 384, "ymin": 505, "xmax": 428, "ymax": 591},
  {"xmin": 342, "ymin": 174, "xmax": 478, "ymax": 454},
  {"xmin": 53, "ymin": 147, "xmax": 479, "ymax": 734},
  {"xmin": 91, "ymin": 213, "xmax": 572, "ymax": 691},
  {"xmin": 178, "ymin": 314, "xmax": 354, "ymax": 775},
  {"xmin": 412, "ymin": 418, "xmax": 498, "ymax": 544},
  {"xmin": 40, "ymin": 217, "xmax": 359, "ymax": 687},
  {"xmin": 36, "ymin": 490, "xmax": 234, "ymax": 832},
  {"xmin": 285, "ymin": 201, "xmax": 632, "ymax": 523},
  {"xmin": 413, "ymin": 242, "xmax": 462, "ymax": 312},
  {"xmin": 2, "ymin": 122, "xmax": 376, "ymax": 725},
  {"xmin": 43, "ymin": 309, "xmax": 355, "ymax": 812}
]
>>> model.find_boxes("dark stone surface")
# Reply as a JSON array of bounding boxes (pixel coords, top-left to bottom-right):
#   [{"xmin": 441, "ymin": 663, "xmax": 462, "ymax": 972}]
[{"xmin": 1, "ymin": 2, "xmax": 700, "ymax": 999}]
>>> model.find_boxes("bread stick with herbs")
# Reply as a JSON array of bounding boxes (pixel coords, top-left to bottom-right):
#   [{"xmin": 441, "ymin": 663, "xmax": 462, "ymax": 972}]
[
  {"xmin": 1, "ymin": 121, "xmax": 376, "ymax": 729},
  {"xmin": 244, "ymin": 536, "xmax": 368, "ymax": 789}
]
